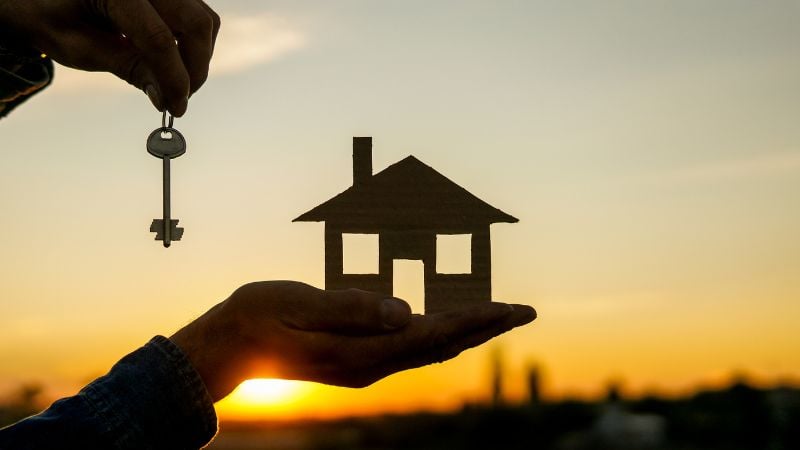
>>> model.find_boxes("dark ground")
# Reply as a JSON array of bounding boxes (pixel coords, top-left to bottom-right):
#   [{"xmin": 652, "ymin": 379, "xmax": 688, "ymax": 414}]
[
  {"xmin": 205, "ymin": 382, "xmax": 800, "ymax": 450},
  {"xmin": 3, "ymin": 381, "xmax": 798, "ymax": 449}
]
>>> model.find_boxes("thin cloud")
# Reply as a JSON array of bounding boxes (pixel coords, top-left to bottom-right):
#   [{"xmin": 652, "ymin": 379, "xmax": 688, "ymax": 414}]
[
  {"xmin": 211, "ymin": 13, "xmax": 307, "ymax": 76},
  {"xmin": 49, "ymin": 13, "xmax": 307, "ymax": 94}
]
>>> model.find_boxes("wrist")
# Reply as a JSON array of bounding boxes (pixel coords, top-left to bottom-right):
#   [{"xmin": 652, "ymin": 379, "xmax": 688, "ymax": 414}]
[{"xmin": 170, "ymin": 303, "xmax": 242, "ymax": 402}]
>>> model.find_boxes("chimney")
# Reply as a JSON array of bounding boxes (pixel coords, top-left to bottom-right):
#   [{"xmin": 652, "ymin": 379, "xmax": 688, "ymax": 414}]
[{"xmin": 353, "ymin": 136, "xmax": 372, "ymax": 186}]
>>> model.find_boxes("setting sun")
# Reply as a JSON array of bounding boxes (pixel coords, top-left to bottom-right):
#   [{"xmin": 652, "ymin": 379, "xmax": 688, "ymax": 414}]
[
  {"xmin": 214, "ymin": 379, "xmax": 314, "ymax": 420},
  {"xmin": 237, "ymin": 379, "xmax": 302, "ymax": 404}
]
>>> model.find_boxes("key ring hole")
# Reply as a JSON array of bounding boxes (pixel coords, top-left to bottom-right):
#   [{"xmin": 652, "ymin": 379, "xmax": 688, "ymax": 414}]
[
  {"xmin": 161, "ymin": 111, "xmax": 174, "ymax": 129},
  {"xmin": 160, "ymin": 130, "xmax": 174, "ymax": 140}
]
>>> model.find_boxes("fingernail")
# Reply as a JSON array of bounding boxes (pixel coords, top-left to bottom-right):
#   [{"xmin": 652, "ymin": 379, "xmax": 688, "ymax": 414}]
[
  {"xmin": 381, "ymin": 298, "xmax": 411, "ymax": 329},
  {"xmin": 144, "ymin": 84, "xmax": 163, "ymax": 112}
]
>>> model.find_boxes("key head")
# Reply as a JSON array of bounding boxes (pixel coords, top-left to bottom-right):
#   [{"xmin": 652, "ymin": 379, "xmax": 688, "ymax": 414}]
[{"xmin": 147, "ymin": 127, "xmax": 186, "ymax": 159}]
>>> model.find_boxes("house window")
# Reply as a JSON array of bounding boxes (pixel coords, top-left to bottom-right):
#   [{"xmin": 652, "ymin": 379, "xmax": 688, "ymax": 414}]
[
  {"xmin": 436, "ymin": 234, "xmax": 472, "ymax": 274},
  {"xmin": 343, "ymin": 233, "xmax": 379, "ymax": 274}
]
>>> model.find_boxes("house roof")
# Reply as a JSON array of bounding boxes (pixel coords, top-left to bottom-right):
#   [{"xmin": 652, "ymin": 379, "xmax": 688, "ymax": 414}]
[{"xmin": 294, "ymin": 156, "xmax": 518, "ymax": 229}]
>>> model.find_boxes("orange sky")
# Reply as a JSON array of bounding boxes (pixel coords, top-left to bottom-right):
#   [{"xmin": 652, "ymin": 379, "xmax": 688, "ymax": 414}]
[{"xmin": 1, "ymin": 1, "xmax": 799, "ymax": 421}]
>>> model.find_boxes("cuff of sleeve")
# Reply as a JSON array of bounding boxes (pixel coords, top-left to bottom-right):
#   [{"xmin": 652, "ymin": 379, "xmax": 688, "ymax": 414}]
[
  {"xmin": 151, "ymin": 336, "xmax": 219, "ymax": 442},
  {"xmin": 82, "ymin": 336, "xmax": 218, "ymax": 450},
  {"xmin": 0, "ymin": 41, "xmax": 53, "ymax": 119}
]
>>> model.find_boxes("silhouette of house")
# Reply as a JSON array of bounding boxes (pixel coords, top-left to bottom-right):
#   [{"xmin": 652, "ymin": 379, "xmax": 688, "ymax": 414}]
[{"xmin": 294, "ymin": 137, "xmax": 518, "ymax": 313}]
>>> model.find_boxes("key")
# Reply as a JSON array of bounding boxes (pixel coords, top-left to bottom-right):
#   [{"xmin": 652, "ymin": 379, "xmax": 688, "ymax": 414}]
[{"xmin": 147, "ymin": 113, "xmax": 186, "ymax": 248}]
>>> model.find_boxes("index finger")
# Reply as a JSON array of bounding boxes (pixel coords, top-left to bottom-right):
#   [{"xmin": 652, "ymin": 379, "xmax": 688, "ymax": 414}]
[
  {"xmin": 151, "ymin": 0, "xmax": 220, "ymax": 95},
  {"xmin": 380, "ymin": 303, "xmax": 536, "ymax": 375},
  {"xmin": 106, "ymin": 0, "xmax": 190, "ymax": 116},
  {"xmin": 355, "ymin": 302, "xmax": 533, "ymax": 375}
]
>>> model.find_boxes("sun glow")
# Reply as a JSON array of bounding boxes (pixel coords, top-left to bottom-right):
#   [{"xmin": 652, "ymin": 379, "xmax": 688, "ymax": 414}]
[
  {"xmin": 237, "ymin": 378, "xmax": 302, "ymax": 403},
  {"xmin": 215, "ymin": 378, "xmax": 313, "ymax": 420}
]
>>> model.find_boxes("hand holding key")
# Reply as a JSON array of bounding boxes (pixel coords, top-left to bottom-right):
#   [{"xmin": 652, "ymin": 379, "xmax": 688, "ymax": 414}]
[
  {"xmin": 147, "ymin": 113, "xmax": 186, "ymax": 247},
  {"xmin": 0, "ymin": 0, "xmax": 220, "ymax": 116}
]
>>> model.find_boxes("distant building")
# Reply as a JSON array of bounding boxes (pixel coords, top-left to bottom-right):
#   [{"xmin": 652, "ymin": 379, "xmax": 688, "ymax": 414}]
[
  {"xmin": 491, "ymin": 348, "xmax": 504, "ymax": 407},
  {"xmin": 527, "ymin": 364, "xmax": 541, "ymax": 407}
]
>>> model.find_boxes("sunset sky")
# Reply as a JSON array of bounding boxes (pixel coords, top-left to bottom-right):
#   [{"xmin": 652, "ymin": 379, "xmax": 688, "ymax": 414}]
[{"xmin": 1, "ymin": 0, "xmax": 798, "ymax": 421}]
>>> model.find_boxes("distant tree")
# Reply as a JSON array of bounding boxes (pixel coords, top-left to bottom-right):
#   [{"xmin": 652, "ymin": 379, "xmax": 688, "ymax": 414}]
[{"xmin": 0, "ymin": 383, "xmax": 45, "ymax": 427}]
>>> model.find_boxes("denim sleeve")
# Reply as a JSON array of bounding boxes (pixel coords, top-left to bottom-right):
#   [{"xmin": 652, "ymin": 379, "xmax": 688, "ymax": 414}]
[
  {"xmin": 0, "ymin": 336, "xmax": 218, "ymax": 450},
  {"xmin": 0, "ymin": 39, "xmax": 53, "ymax": 119}
]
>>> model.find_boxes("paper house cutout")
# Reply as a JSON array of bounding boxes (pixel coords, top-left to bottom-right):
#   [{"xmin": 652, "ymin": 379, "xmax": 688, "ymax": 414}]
[{"xmin": 294, "ymin": 137, "xmax": 518, "ymax": 314}]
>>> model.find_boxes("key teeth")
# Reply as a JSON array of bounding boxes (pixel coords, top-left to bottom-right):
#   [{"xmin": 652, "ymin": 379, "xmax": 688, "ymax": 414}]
[
  {"xmin": 150, "ymin": 219, "xmax": 165, "ymax": 240},
  {"xmin": 149, "ymin": 219, "xmax": 183, "ymax": 242},
  {"xmin": 172, "ymin": 220, "xmax": 184, "ymax": 241}
]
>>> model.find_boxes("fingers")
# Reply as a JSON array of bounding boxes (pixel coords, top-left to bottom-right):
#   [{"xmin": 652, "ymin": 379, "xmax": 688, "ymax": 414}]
[
  {"xmin": 350, "ymin": 302, "xmax": 536, "ymax": 386},
  {"xmin": 423, "ymin": 304, "xmax": 536, "ymax": 363},
  {"xmin": 228, "ymin": 281, "xmax": 536, "ymax": 389},
  {"xmin": 283, "ymin": 287, "xmax": 413, "ymax": 335},
  {"xmin": 1, "ymin": 0, "xmax": 218, "ymax": 115},
  {"xmin": 103, "ymin": 0, "xmax": 189, "ymax": 116},
  {"xmin": 102, "ymin": 0, "xmax": 219, "ymax": 116},
  {"xmin": 194, "ymin": 0, "xmax": 222, "ymax": 71},
  {"xmin": 150, "ymin": 0, "xmax": 220, "ymax": 95}
]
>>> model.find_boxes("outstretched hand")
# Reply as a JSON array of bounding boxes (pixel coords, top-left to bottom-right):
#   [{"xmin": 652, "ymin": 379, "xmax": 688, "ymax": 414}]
[
  {"xmin": 0, "ymin": 0, "xmax": 220, "ymax": 116},
  {"xmin": 170, "ymin": 281, "xmax": 536, "ymax": 402}
]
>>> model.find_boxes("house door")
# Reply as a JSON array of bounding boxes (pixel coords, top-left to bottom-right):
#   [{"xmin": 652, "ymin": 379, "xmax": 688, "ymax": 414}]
[{"xmin": 393, "ymin": 260, "xmax": 425, "ymax": 314}]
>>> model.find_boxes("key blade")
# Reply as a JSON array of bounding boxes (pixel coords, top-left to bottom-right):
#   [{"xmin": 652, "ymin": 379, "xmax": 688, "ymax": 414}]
[
  {"xmin": 150, "ymin": 219, "xmax": 183, "ymax": 243},
  {"xmin": 150, "ymin": 219, "xmax": 166, "ymax": 241},
  {"xmin": 170, "ymin": 219, "xmax": 184, "ymax": 241}
]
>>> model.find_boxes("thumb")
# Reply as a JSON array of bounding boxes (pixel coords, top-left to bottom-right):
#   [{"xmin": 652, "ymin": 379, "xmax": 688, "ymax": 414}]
[{"xmin": 298, "ymin": 288, "xmax": 412, "ymax": 335}]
